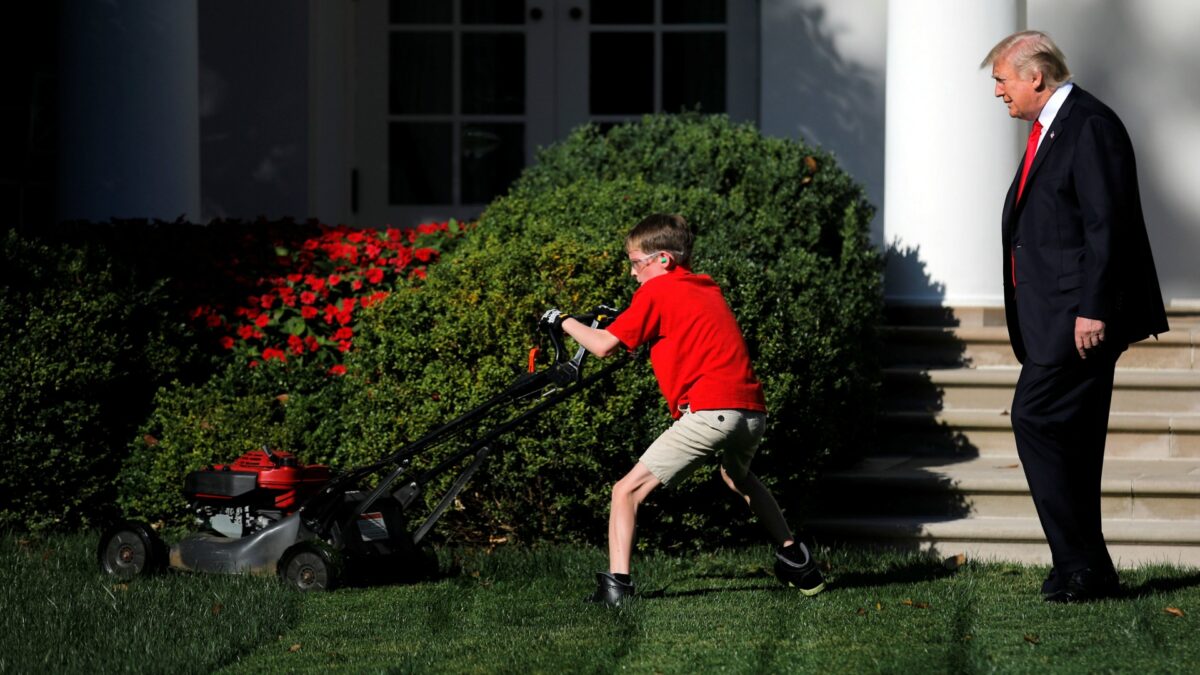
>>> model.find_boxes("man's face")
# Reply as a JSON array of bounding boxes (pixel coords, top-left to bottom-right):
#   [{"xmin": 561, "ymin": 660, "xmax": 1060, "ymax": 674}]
[{"xmin": 992, "ymin": 56, "xmax": 1044, "ymax": 121}]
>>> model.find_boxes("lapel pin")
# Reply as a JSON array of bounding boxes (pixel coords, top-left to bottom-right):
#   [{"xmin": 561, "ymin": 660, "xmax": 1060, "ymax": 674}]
[{"xmin": 1049, "ymin": 131, "xmax": 1056, "ymax": 140}]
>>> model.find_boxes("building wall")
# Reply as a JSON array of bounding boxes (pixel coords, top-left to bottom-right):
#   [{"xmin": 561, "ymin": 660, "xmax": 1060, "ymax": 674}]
[
  {"xmin": 198, "ymin": 1, "xmax": 309, "ymax": 221},
  {"xmin": 761, "ymin": 0, "xmax": 1199, "ymax": 305}
]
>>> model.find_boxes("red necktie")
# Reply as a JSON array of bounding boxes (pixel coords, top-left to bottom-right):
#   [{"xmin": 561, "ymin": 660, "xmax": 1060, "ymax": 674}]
[{"xmin": 1017, "ymin": 120, "xmax": 1043, "ymax": 201}]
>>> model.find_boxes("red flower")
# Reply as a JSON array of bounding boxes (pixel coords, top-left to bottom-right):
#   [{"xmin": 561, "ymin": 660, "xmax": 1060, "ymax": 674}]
[
  {"xmin": 365, "ymin": 268, "xmax": 384, "ymax": 284},
  {"xmin": 352, "ymin": 279, "xmax": 364, "ymax": 291},
  {"xmin": 301, "ymin": 306, "xmax": 318, "ymax": 320},
  {"xmin": 411, "ymin": 267, "xmax": 427, "ymax": 280},
  {"xmin": 206, "ymin": 314, "xmax": 223, "ymax": 328},
  {"xmin": 327, "ymin": 274, "xmax": 341, "ymax": 287},
  {"xmin": 287, "ymin": 335, "xmax": 306, "ymax": 355},
  {"xmin": 300, "ymin": 291, "xmax": 317, "ymax": 305},
  {"xmin": 262, "ymin": 347, "xmax": 288, "ymax": 363},
  {"xmin": 237, "ymin": 325, "xmax": 259, "ymax": 340},
  {"xmin": 337, "ymin": 340, "xmax": 352, "ymax": 353},
  {"xmin": 305, "ymin": 275, "xmax": 326, "ymax": 293},
  {"xmin": 333, "ymin": 327, "xmax": 354, "ymax": 340},
  {"xmin": 260, "ymin": 294, "xmax": 276, "ymax": 309},
  {"xmin": 255, "ymin": 314, "xmax": 270, "ymax": 328},
  {"xmin": 304, "ymin": 336, "xmax": 319, "ymax": 352},
  {"xmin": 414, "ymin": 247, "xmax": 437, "ymax": 263},
  {"xmin": 220, "ymin": 336, "xmax": 235, "ymax": 350},
  {"xmin": 329, "ymin": 364, "xmax": 347, "ymax": 376}
]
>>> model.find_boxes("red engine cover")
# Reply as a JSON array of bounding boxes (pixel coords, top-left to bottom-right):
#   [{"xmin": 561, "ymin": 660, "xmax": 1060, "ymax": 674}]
[{"xmin": 205, "ymin": 449, "xmax": 332, "ymax": 511}]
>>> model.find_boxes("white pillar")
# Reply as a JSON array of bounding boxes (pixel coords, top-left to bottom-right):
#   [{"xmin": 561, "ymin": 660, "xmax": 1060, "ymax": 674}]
[
  {"xmin": 883, "ymin": 0, "xmax": 1022, "ymax": 307},
  {"xmin": 58, "ymin": 1, "xmax": 201, "ymax": 222}
]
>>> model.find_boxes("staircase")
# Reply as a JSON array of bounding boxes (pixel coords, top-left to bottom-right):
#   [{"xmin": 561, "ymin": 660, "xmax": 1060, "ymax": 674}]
[{"xmin": 809, "ymin": 304, "xmax": 1200, "ymax": 567}]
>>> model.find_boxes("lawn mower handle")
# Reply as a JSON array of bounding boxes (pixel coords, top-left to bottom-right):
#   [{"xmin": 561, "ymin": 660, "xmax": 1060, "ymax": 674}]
[{"xmin": 299, "ymin": 308, "xmax": 628, "ymax": 539}]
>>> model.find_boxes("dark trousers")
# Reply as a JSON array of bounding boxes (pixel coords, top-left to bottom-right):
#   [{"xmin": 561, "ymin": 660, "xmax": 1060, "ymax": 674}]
[{"xmin": 1011, "ymin": 346, "xmax": 1121, "ymax": 574}]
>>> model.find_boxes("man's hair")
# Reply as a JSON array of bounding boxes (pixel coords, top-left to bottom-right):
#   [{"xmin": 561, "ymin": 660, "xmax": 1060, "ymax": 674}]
[
  {"xmin": 981, "ymin": 30, "xmax": 1072, "ymax": 89},
  {"xmin": 625, "ymin": 213, "xmax": 695, "ymax": 268}
]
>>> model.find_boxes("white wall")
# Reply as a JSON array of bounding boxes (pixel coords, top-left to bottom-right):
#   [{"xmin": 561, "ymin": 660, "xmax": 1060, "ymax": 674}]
[{"xmin": 760, "ymin": 0, "xmax": 887, "ymax": 251}]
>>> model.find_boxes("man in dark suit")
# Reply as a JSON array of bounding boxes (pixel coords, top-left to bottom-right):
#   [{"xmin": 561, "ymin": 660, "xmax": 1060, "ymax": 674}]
[{"xmin": 982, "ymin": 31, "xmax": 1169, "ymax": 602}]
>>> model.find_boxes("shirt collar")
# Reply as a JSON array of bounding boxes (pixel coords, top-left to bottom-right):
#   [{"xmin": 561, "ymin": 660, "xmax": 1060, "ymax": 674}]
[{"xmin": 1038, "ymin": 81, "xmax": 1074, "ymax": 129}]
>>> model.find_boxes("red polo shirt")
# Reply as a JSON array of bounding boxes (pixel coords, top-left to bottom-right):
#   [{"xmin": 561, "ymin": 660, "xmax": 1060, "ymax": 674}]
[{"xmin": 606, "ymin": 267, "xmax": 767, "ymax": 419}]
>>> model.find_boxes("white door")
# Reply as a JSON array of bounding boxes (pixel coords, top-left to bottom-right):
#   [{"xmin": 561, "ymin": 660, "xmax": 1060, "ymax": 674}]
[{"xmin": 354, "ymin": 0, "xmax": 758, "ymax": 228}]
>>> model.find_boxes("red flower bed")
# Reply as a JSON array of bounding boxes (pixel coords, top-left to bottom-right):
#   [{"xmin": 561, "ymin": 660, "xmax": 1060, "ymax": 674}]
[{"xmin": 190, "ymin": 221, "xmax": 466, "ymax": 374}]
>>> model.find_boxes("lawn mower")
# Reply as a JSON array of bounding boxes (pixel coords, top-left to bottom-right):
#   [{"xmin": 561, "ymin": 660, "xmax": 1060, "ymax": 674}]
[{"xmin": 98, "ymin": 308, "xmax": 626, "ymax": 591}]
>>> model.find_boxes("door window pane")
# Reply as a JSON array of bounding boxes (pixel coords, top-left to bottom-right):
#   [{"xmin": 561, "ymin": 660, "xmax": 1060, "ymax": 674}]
[
  {"xmin": 662, "ymin": 0, "xmax": 724, "ymax": 24},
  {"xmin": 590, "ymin": 0, "xmax": 653, "ymax": 25},
  {"xmin": 389, "ymin": 33, "xmax": 451, "ymax": 114},
  {"xmin": 662, "ymin": 32, "xmax": 725, "ymax": 113},
  {"xmin": 389, "ymin": 1, "xmax": 451, "ymax": 24},
  {"xmin": 461, "ymin": 123, "xmax": 525, "ymax": 203},
  {"xmin": 462, "ymin": 33, "xmax": 525, "ymax": 114},
  {"xmin": 389, "ymin": 122, "xmax": 452, "ymax": 204},
  {"xmin": 590, "ymin": 32, "xmax": 653, "ymax": 115},
  {"xmin": 462, "ymin": 0, "xmax": 525, "ymax": 24}
]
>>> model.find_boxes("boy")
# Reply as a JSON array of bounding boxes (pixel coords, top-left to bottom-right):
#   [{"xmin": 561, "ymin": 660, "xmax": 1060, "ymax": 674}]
[{"xmin": 541, "ymin": 213, "xmax": 825, "ymax": 605}]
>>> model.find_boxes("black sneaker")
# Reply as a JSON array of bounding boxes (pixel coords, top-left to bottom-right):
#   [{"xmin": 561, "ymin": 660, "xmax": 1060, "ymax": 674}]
[
  {"xmin": 586, "ymin": 572, "xmax": 635, "ymax": 606},
  {"xmin": 774, "ymin": 541, "xmax": 826, "ymax": 596}
]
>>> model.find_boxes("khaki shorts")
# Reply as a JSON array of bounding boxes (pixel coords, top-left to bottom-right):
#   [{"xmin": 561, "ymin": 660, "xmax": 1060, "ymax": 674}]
[{"xmin": 640, "ymin": 407, "xmax": 767, "ymax": 487}]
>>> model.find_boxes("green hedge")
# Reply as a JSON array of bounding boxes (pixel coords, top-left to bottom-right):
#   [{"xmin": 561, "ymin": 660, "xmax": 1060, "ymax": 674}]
[
  {"xmin": 0, "ymin": 231, "xmax": 204, "ymax": 530},
  {"xmin": 340, "ymin": 114, "xmax": 882, "ymax": 548}
]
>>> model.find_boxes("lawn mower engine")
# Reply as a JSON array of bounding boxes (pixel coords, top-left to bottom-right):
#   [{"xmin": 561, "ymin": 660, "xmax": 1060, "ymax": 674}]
[{"xmin": 183, "ymin": 447, "xmax": 332, "ymax": 538}]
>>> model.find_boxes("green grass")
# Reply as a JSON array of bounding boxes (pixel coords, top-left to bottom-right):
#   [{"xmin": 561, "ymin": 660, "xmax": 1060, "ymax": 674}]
[
  {"xmin": 0, "ymin": 532, "xmax": 300, "ymax": 673},
  {"xmin": 4, "ymin": 534, "xmax": 1198, "ymax": 673}
]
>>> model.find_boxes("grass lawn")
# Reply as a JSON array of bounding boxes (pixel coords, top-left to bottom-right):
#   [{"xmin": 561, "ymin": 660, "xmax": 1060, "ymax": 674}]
[{"xmin": 4, "ymin": 533, "xmax": 1198, "ymax": 673}]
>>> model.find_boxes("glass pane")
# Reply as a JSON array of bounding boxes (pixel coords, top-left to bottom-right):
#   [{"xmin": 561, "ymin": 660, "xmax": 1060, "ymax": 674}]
[
  {"xmin": 462, "ymin": 0, "xmax": 525, "ymax": 24},
  {"xmin": 662, "ymin": 32, "xmax": 725, "ymax": 113},
  {"xmin": 663, "ymin": 0, "xmax": 725, "ymax": 24},
  {"xmin": 462, "ymin": 33, "xmax": 525, "ymax": 114},
  {"xmin": 461, "ymin": 123, "xmax": 524, "ymax": 204},
  {"xmin": 389, "ymin": 1, "xmax": 451, "ymax": 24},
  {"xmin": 590, "ymin": 32, "xmax": 653, "ymax": 115},
  {"xmin": 389, "ymin": 122, "xmax": 452, "ymax": 204},
  {"xmin": 389, "ymin": 33, "xmax": 451, "ymax": 114},
  {"xmin": 590, "ymin": 0, "xmax": 653, "ymax": 24}
]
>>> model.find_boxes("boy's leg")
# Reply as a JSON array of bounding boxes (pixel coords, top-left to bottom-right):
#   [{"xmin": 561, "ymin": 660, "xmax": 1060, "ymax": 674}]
[
  {"xmin": 719, "ymin": 467, "xmax": 793, "ymax": 547},
  {"xmin": 608, "ymin": 462, "xmax": 662, "ymax": 575}
]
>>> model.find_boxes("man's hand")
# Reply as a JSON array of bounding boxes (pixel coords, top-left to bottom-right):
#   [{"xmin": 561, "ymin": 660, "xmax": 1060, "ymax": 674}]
[{"xmin": 1075, "ymin": 316, "xmax": 1106, "ymax": 360}]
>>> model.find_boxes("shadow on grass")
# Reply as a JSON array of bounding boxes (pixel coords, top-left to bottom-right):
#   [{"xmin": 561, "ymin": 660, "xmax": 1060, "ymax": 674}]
[
  {"xmin": 1123, "ymin": 572, "xmax": 1200, "ymax": 599},
  {"xmin": 830, "ymin": 557, "xmax": 959, "ymax": 590}
]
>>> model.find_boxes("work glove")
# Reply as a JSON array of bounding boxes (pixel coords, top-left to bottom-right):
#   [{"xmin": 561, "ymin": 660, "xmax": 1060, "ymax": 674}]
[{"xmin": 539, "ymin": 308, "xmax": 566, "ymax": 329}]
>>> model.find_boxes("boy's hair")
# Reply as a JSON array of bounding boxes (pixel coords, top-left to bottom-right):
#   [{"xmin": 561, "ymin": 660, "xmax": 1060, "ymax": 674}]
[{"xmin": 625, "ymin": 214, "xmax": 695, "ymax": 268}]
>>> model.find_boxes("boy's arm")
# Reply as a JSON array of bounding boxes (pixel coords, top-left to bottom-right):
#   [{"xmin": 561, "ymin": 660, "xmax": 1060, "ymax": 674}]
[{"xmin": 561, "ymin": 317, "xmax": 623, "ymax": 358}]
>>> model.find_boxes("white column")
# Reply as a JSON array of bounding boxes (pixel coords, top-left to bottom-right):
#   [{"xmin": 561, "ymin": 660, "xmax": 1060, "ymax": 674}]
[
  {"xmin": 884, "ymin": 0, "xmax": 1022, "ymax": 307},
  {"xmin": 58, "ymin": 0, "xmax": 201, "ymax": 222}
]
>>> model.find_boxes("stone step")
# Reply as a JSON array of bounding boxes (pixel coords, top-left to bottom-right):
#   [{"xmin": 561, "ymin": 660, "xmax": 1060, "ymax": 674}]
[
  {"xmin": 883, "ymin": 366, "xmax": 1200, "ymax": 414},
  {"xmin": 882, "ymin": 303, "xmax": 1200, "ymax": 328},
  {"xmin": 808, "ymin": 515, "xmax": 1200, "ymax": 567},
  {"xmin": 880, "ymin": 409, "xmax": 1200, "ymax": 459},
  {"xmin": 881, "ymin": 325, "xmax": 1197, "ymax": 369},
  {"xmin": 816, "ymin": 456, "xmax": 1200, "ymax": 521}
]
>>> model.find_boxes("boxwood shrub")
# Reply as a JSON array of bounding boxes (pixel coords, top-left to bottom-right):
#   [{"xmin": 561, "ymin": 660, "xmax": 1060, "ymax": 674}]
[
  {"xmin": 0, "ymin": 231, "xmax": 205, "ymax": 530},
  {"xmin": 341, "ymin": 114, "xmax": 883, "ymax": 548}
]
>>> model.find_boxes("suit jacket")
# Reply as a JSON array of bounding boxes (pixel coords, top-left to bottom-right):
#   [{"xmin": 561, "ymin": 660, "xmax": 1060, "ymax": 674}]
[{"xmin": 1001, "ymin": 86, "xmax": 1168, "ymax": 366}]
